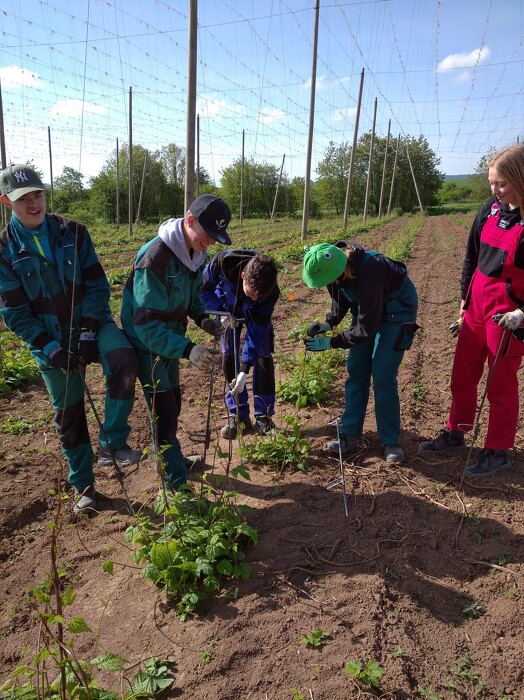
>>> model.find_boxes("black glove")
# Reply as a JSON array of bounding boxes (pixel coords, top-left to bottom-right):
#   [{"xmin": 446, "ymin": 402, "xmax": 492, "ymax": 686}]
[
  {"xmin": 77, "ymin": 330, "xmax": 99, "ymax": 364},
  {"xmin": 307, "ymin": 321, "xmax": 331, "ymax": 337},
  {"xmin": 48, "ymin": 346, "xmax": 83, "ymax": 372},
  {"xmin": 200, "ymin": 317, "xmax": 224, "ymax": 339}
]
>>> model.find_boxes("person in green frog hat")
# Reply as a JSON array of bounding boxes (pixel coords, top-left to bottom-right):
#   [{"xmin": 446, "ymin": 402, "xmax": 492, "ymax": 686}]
[{"xmin": 302, "ymin": 241, "xmax": 419, "ymax": 463}]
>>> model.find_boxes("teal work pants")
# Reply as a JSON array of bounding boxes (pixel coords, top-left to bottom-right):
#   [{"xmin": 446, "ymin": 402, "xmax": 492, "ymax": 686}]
[{"xmin": 41, "ymin": 320, "xmax": 137, "ymax": 490}]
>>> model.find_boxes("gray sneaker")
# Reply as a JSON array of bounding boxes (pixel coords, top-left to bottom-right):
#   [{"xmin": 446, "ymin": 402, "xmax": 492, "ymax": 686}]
[
  {"xmin": 418, "ymin": 428, "xmax": 466, "ymax": 453},
  {"xmin": 184, "ymin": 455, "xmax": 205, "ymax": 472},
  {"xmin": 220, "ymin": 416, "xmax": 252, "ymax": 439},
  {"xmin": 98, "ymin": 444, "xmax": 142, "ymax": 467},
  {"xmin": 326, "ymin": 434, "xmax": 360, "ymax": 455},
  {"xmin": 73, "ymin": 485, "xmax": 97, "ymax": 514},
  {"xmin": 384, "ymin": 445, "xmax": 405, "ymax": 463}
]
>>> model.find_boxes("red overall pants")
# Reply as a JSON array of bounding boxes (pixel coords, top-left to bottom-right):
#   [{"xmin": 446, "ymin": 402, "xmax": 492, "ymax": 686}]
[{"xmin": 447, "ymin": 208, "xmax": 524, "ymax": 449}]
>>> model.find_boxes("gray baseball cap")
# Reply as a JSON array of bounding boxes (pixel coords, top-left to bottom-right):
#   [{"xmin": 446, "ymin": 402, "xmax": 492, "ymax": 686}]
[{"xmin": 1, "ymin": 164, "xmax": 45, "ymax": 201}]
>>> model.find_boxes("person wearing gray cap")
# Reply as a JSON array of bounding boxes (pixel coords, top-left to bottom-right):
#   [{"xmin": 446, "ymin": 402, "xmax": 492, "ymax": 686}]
[
  {"xmin": 0, "ymin": 164, "xmax": 142, "ymax": 514},
  {"xmin": 120, "ymin": 194, "xmax": 232, "ymax": 489}
]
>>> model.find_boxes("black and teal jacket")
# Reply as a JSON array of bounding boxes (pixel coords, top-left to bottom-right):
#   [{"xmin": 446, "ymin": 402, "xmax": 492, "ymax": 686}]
[
  {"xmin": 325, "ymin": 241, "xmax": 413, "ymax": 349},
  {"xmin": 0, "ymin": 214, "xmax": 111, "ymax": 367},
  {"xmin": 120, "ymin": 235, "xmax": 207, "ymax": 360}
]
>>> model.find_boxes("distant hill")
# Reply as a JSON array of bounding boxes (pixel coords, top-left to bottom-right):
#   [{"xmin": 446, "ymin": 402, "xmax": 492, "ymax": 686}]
[{"xmin": 444, "ymin": 174, "xmax": 473, "ymax": 181}]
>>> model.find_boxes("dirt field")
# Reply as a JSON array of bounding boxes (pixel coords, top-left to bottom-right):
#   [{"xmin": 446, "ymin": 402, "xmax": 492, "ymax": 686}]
[{"xmin": 1, "ymin": 215, "xmax": 523, "ymax": 699}]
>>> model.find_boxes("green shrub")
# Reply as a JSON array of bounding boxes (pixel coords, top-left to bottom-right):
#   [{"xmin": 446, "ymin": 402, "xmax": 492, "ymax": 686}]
[
  {"xmin": 239, "ymin": 415, "xmax": 309, "ymax": 474},
  {"xmin": 125, "ymin": 486, "xmax": 258, "ymax": 620},
  {"xmin": 277, "ymin": 350, "xmax": 342, "ymax": 407}
]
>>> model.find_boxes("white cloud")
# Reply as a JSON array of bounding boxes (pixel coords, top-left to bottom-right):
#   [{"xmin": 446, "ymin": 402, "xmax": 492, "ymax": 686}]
[
  {"xmin": 197, "ymin": 94, "xmax": 246, "ymax": 118},
  {"xmin": 51, "ymin": 100, "xmax": 108, "ymax": 117},
  {"xmin": 456, "ymin": 70, "xmax": 472, "ymax": 83},
  {"xmin": 260, "ymin": 107, "xmax": 286, "ymax": 124},
  {"xmin": 332, "ymin": 106, "xmax": 358, "ymax": 122},
  {"xmin": 0, "ymin": 65, "xmax": 43, "ymax": 88},
  {"xmin": 302, "ymin": 74, "xmax": 329, "ymax": 90},
  {"xmin": 437, "ymin": 46, "xmax": 491, "ymax": 72}
]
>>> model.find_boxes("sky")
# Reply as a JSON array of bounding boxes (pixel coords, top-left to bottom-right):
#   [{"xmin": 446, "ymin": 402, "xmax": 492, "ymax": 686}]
[{"xmin": 1, "ymin": 0, "xmax": 523, "ymax": 187}]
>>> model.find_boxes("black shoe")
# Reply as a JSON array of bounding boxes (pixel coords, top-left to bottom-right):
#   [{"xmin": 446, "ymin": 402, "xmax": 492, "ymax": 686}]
[
  {"xmin": 418, "ymin": 428, "xmax": 466, "ymax": 453},
  {"xmin": 326, "ymin": 434, "xmax": 360, "ymax": 455},
  {"xmin": 254, "ymin": 415, "xmax": 274, "ymax": 435},
  {"xmin": 220, "ymin": 416, "xmax": 252, "ymax": 439},
  {"xmin": 466, "ymin": 449, "xmax": 512, "ymax": 478}
]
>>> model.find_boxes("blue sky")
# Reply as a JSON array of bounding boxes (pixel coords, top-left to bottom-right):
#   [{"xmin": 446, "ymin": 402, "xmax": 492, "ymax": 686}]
[{"xmin": 1, "ymin": 0, "xmax": 523, "ymax": 187}]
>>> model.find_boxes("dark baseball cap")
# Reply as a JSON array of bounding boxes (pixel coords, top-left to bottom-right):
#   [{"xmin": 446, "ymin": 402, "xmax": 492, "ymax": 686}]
[
  {"xmin": 190, "ymin": 194, "xmax": 232, "ymax": 245},
  {"xmin": 1, "ymin": 164, "xmax": 45, "ymax": 201}
]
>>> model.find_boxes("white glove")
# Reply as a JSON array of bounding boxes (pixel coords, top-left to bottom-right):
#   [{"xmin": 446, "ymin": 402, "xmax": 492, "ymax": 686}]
[
  {"xmin": 229, "ymin": 371, "xmax": 248, "ymax": 397},
  {"xmin": 449, "ymin": 317, "xmax": 463, "ymax": 338},
  {"xmin": 221, "ymin": 314, "xmax": 239, "ymax": 331},
  {"xmin": 200, "ymin": 317, "xmax": 224, "ymax": 339},
  {"xmin": 497, "ymin": 309, "xmax": 524, "ymax": 330},
  {"xmin": 189, "ymin": 345, "xmax": 220, "ymax": 370}
]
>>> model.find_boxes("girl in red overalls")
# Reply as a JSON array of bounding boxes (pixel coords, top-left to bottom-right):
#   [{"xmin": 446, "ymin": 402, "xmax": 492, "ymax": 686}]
[{"xmin": 420, "ymin": 144, "xmax": 524, "ymax": 477}]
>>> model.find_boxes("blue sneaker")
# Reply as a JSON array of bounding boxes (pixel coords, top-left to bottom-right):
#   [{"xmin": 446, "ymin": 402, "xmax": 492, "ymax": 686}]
[{"xmin": 466, "ymin": 449, "xmax": 512, "ymax": 478}]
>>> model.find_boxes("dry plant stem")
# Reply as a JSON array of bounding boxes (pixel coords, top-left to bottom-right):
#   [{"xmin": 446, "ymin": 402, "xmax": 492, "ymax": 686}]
[
  {"xmin": 453, "ymin": 489, "xmax": 469, "ymax": 546},
  {"xmin": 396, "ymin": 472, "xmax": 453, "ymax": 510},
  {"xmin": 463, "ymin": 559, "xmax": 524, "ymax": 578},
  {"xmin": 414, "ymin": 567, "xmax": 459, "ymax": 592},
  {"xmin": 74, "ymin": 523, "xmax": 141, "ymax": 569}
]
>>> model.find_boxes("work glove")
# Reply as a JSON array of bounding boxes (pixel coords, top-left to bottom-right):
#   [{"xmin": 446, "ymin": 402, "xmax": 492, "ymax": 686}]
[
  {"xmin": 496, "ymin": 309, "xmax": 524, "ymax": 331},
  {"xmin": 307, "ymin": 321, "xmax": 331, "ymax": 337},
  {"xmin": 229, "ymin": 371, "xmax": 248, "ymax": 398},
  {"xmin": 221, "ymin": 314, "xmax": 239, "ymax": 331},
  {"xmin": 48, "ymin": 346, "xmax": 83, "ymax": 372},
  {"xmin": 188, "ymin": 345, "xmax": 220, "ymax": 371},
  {"xmin": 200, "ymin": 316, "xmax": 224, "ymax": 339},
  {"xmin": 77, "ymin": 330, "xmax": 99, "ymax": 364},
  {"xmin": 449, "ymin": 317, "xmax": 463, "ymax": 338},
  {"xmin": 304, "ymin": 336, "xmax": 331, "ymax": 352}
]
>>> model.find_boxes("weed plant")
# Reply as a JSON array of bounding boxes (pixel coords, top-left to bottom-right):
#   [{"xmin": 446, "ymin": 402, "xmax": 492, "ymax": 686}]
[
  {"xmin": 443, "ymin": 654, "xmax": 485, "ymax": 694},
  {"xmin": 0, "ymin": 414, "xmax": 48, "ymax": 435},
  {"xmin": 344, "ymin": 659, "xmax": 386, "ymax": 690},
  {"xmin": 0, "ymin": 329, "xmax": 39, "ymax": 394},
  {"xmin": 0, "ymin": 569, "xmax": 174, "ymax": 699},
  {"xmin": 300, "ymin": 629, "xmax": 328, "ymax": 648},
  {"xmin": 239, "ymin": 415, "xmax": 309, "ymax": 475},
  {"xmin": 124, "ymin": 485, "xmax": 258, "ymax": 620}
]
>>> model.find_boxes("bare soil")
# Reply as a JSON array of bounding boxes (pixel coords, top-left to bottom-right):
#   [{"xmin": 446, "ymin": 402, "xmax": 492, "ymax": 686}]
[{"xmin": 1, "ymin": 215, "xmax": 523, "ymax": 699}]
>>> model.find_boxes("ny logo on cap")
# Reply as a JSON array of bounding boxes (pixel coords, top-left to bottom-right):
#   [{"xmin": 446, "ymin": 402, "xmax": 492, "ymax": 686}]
[{"xmin": 14, "ymin": 170, "xmax": 30, "ymax": 184}]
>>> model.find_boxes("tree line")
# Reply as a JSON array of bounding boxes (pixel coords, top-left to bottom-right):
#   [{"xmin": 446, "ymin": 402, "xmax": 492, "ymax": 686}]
[{"xmin": 33, "ymin": 132, "xmax": 490, "ymax": 225}]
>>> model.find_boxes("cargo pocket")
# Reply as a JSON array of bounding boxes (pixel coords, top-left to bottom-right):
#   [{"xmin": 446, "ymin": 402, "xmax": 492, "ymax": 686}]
[
  {"xmin": 505, "ymin": 329, "xmax": 524, "ymax": 357},
  {"xmin": 393, "ymin": 322, "xmax": 421, "ymax": 351}
]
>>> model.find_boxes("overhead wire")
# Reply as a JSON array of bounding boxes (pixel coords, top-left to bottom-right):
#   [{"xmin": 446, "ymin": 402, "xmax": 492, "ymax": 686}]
[
  {"xmin": 2, "ymin": 0, "xmax": 524, "ymax": 180},
  {"xmin": 450, "ymin": 0, "xmax": 493, "ymax": 151}
]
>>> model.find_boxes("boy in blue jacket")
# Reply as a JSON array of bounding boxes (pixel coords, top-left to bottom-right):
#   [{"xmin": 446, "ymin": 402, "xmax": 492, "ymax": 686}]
[
  {"xmin": 0, "ymin": 164, "xmax": 141, "ymax": 514},
  {"xmin": 201, "ymin": 250, "xmax": 279, "ymax": 438}
]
